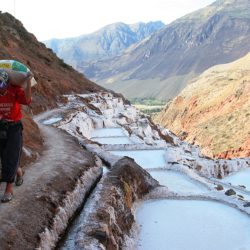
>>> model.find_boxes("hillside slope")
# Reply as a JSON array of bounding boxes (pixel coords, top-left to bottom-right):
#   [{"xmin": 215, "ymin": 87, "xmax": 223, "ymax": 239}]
[
  {"xmin": 0, "ymin": 12, "xmax": 104, "ymax": 165},
  {"xmin": 154, "ymin": 52, "xmax": 250, "ymax": 158},
  {"xmin": 85, "ymin": 0, "xmax": 250, "ymax": 101}
]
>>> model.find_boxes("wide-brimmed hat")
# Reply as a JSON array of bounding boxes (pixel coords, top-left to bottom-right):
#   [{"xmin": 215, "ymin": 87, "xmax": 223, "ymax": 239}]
[{"xmin": 0, "ymin": 69, "xmax": 9, "ymax": 89}]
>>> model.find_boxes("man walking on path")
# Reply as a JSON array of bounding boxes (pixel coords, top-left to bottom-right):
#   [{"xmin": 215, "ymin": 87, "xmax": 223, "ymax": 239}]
[{"xmin": 0, "ymin": 69, "xmax": 32, "ymax": 202}]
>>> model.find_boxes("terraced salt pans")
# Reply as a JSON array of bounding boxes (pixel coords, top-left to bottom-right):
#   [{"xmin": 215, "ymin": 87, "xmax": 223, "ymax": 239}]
[
  {"xmin": 54, "ymin": 93, "xmax": 250, "ymax": 249},
  {"xmin": 136, "ymin": 199, "xmax": 250, "ymax": 250},
  {"xmin": 92, "ymin": 127, "xmax": 250, "ymax": 250},
  {"xmin": 91, "ymin": 127, "xmax": 135, "ymax": 145},
  {"xmin": 221, "ymin": 167, "xmax": 250, "ymax": 190},
  {"xmin": 109, "ymin": 149, "xmax": 166, "ymax": 169},
  {"xmin": 91, "ymin": 127, "xmax": 126, "ymax": 137},
  {"xmin": 91, "ymin": 137, "xmax": 134, "ymax": 145},
  {"xmin": 42, "ymin": 117, "xmax": 62, "ymax": 125},
  {"xmin": 149, "ymin": 169, "xmax": 209, "ymax": 194}
]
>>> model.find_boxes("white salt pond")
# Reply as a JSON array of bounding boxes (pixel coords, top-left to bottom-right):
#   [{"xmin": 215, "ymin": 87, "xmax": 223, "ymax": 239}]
[
  {"xmin": 222, "ymin": 168, "xmax": 250, "ymax": 190},
  {"xmin": 149, "ymin": 170, "xmax": 208, "ymax": 194},
  {"xmin": 91, "ymin": 127, "xmax": 134, "ymax": 144},
  {"xmin": 91, "ymin": 136, "xmax": 134, "ymax": 145},
  {"xmin": 109, "ymin": 150, "xmax": 166, "ymax": 169},
  {"xmin": 42, "ymin": 117, "xmax": 62, "ymax": 125},
  {"xmin": 136, "ymin": 199, "xmax": 250, "ymax": 250},
  {"xmin": 91, "ymin": 127, "xmax": 126, "ymax": 137}
]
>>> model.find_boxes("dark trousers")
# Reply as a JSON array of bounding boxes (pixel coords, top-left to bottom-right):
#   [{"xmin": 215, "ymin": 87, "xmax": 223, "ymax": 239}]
[{"xmin": 0, "ymin": 122, "xmax": 23, "ymax": 183}]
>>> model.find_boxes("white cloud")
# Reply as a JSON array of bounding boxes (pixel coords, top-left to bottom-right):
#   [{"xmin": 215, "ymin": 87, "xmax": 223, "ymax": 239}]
[{"xmin": 0, "ymin": 0, "xmax": 215, "ymax": 41}]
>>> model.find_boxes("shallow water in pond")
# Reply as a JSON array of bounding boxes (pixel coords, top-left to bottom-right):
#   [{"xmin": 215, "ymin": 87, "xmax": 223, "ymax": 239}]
[
  {"xmin": 222, "ymin": 168, "xmax": 250, "ymax": 190},
  {"xmin": 149, "ymin": 170, "xmax": 209, "ymax": 194},
  {"xmin": 136, "ymin": 199, "xmax": 250, "ymax": 250},
  {"xmin": 109, "ymin": 149, "xmax": 166, "ymax": 169},
  {"xmin": 91, "ymin": 127, "xmax": 125, "ymax": 137},
  {"xmin": 42, "ymin": 117, "xmax": 62, "ymax": 125},
  {"xmin": 91, "ymin": 136, "xmax": 134, "ymax": 144}
]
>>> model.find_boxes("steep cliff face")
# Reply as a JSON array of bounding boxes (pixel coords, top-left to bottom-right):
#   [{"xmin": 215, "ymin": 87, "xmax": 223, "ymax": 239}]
[
  {"xmin": 155, "ymin": 52, "xmax": 250, "ymax": 158},
  {"xmin": 0, "ymin": 12, "xmax": 104, "ymax": 164},
  {"xmin": 84, "ymin": 0, "xmax": 250, "ymax": 101}
]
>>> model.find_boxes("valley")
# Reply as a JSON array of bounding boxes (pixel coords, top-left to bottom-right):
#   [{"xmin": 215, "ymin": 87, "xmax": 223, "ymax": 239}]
[
  {"xmin": 129, "ymin": 98, "xmax": 165, "ymax": 116},
  {"xmin": 0, "ymin": 1, "xmax": 250, "ymax": 249}
]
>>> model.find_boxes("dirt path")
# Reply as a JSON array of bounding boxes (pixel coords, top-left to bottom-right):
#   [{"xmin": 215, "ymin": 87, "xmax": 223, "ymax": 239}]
[{"xmin": 0, "ymin": 109, "xmax": 98, "ymax": 250}]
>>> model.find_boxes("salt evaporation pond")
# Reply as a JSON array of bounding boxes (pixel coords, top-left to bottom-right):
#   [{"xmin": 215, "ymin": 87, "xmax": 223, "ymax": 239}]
[
  {"xmin": 136, "ymin": 199, "xmax": 250, "ymax": 250},
  {"xmin": 91, "ymin": 127, "xmax": 126, "ymax": 137},
  {"xmin": 222, "ymin": 168, "xmax": 250, "ymax": 190},
  {"xmin": 91, "ymin": 127, "xmax": 134, "ymax": 144},
  {"xmin": 42, "ymin": 117, "xmax": 62, "ymax": 125},
  {"xmin": 91, "ymin": 136, "xmax": 134, "ymax": 145},
  {"xmin": 110, "ymin": 150, "xmax": 166, "ymax": 169},
  {"xmin": 149, "ymin": 170, "xmax": 208, "ymax": 194}
]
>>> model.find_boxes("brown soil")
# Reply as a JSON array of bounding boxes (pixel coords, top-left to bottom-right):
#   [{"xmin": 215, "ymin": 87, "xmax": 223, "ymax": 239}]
[
  {"xmin": 0, "ymin": 112, "xmax": 97, "ymax": 250},
  {"xmin": 155, "ymin": 53, "xmax": 250, "ymax": 158}
]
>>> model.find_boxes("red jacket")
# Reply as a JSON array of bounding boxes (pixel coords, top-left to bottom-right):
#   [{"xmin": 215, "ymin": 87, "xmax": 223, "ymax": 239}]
[{"xmin": 0, "ymin": 85, "xmax": 31, "ymax": 122}]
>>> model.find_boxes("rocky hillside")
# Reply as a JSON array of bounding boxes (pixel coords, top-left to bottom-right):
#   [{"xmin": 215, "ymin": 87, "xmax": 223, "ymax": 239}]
[
  {"xmin": 84, "ymin": 0, "xmax": 250, "ymax": 101},
  {"xmin": 154, "ymin": 52, "xmax": 250, "ymax": 159},
  {"xmin": 0, "ymin": 12, "xmax": 104, "ymax": 165},
  {"xmin": 44, "ymin": 21, "xmax": 164, "ymax": 69}
]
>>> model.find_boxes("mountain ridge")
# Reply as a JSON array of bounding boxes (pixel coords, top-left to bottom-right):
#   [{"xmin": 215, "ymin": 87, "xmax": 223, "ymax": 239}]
[
  {"xmin": 44, "ymin": 21, "xmax": 165, "ymax": 68},
  {"xmin": 85, "ymin": 0, "xmax": 250, "ymax": 101}
]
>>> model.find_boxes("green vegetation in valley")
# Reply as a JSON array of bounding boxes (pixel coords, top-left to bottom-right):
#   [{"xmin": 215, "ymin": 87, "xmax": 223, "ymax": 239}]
[
  {"xmin": 129, "ymin": 98, "xmax": 166, "ymax": 106},
  {"xmin": 129, "ymin": 98, "xmax": 166, "ymax": 116}
]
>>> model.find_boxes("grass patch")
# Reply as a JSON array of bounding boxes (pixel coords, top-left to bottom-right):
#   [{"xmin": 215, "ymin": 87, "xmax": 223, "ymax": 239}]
[
  {"xmin": 129, "ymin": 98, "xmax": 165, "ymax": 116},
  {"xmin": 129, "ymin": 98, "xmax": 166, "ymax": 106}
]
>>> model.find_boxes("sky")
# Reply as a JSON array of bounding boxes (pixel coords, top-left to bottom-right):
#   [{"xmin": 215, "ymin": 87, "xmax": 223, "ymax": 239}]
[{"xmin": 0, "ymin": 0, "xmax": 215, "ymax": 41}]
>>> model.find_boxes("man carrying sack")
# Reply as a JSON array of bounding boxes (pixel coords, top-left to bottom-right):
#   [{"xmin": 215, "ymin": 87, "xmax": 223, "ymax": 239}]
[{"xmin": 0, "ymin": 68, "xmax": 33, "ymax": 202}]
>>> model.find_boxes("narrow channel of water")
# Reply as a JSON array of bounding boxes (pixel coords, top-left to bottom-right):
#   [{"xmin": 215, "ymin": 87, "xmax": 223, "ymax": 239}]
[
  {"xmin": 136, "ymin": 199, "xmax": 250, "ymax": 250},
  {"xmin": 56, "ymin": 166, "xmax": 109, "ymax": 250}
]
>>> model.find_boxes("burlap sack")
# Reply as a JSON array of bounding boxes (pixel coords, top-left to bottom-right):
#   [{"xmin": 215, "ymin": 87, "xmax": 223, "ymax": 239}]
[{"xmin": 0, "ymin": 60, "xmax": 37, "ymax": 87}]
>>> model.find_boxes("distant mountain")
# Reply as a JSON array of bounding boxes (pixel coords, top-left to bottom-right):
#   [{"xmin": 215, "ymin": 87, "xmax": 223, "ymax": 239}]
[
  {"xmin": 154, "ymin": 52, "xmax": 250, "ymax": 158},
  {"xmin": 44, "ymin": 21, "xmax": 165, "ymax": 68},
  {"xmin": 85, "ymin": 0, "xmax": 250, "ymax": 101}
]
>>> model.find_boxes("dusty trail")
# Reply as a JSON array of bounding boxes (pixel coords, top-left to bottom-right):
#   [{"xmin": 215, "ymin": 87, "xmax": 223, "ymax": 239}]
[{"xmin": 0, "ymin": 109, "xmax": 97, "ymax": 250}]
